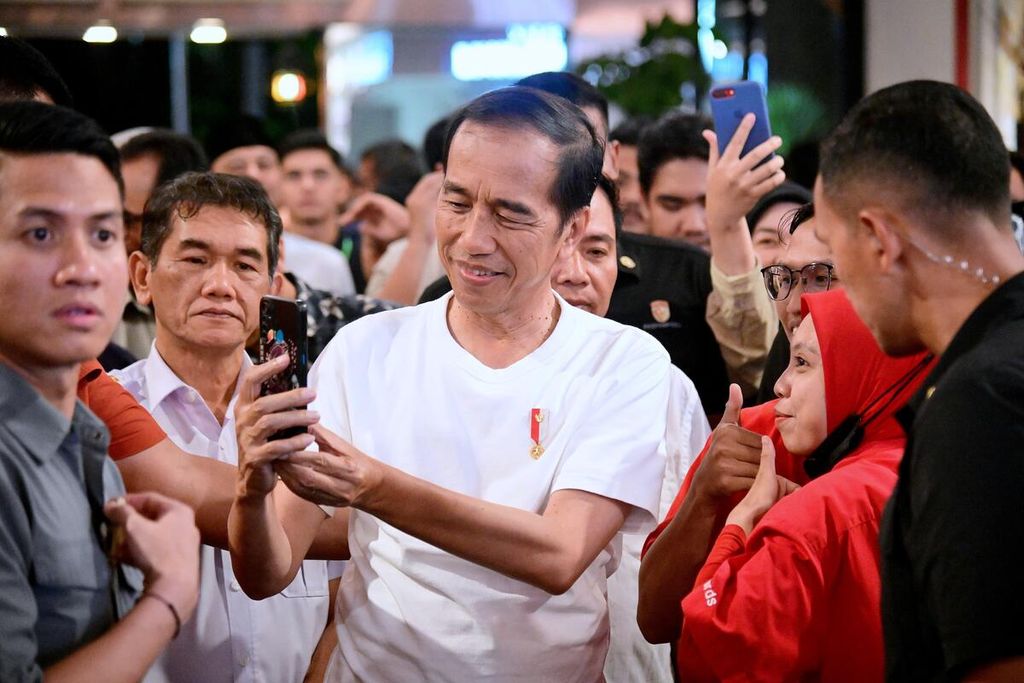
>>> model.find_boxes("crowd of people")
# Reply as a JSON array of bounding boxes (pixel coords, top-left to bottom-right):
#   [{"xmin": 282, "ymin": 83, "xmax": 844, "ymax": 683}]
[{"xmin": 1, "ymin": 32, "xmax": 1023, "ymax": 683}]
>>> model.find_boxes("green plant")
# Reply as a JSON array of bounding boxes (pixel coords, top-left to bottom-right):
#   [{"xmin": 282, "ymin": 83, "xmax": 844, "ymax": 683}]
[{"xmin": 576, "ymin": 14, "xmax": 709, "ymax": 117}]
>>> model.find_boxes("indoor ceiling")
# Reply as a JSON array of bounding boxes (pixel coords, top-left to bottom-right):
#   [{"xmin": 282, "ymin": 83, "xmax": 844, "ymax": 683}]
[{"xmin": 0, "ymin": 0, "xmax": 694, "ymax": 38}]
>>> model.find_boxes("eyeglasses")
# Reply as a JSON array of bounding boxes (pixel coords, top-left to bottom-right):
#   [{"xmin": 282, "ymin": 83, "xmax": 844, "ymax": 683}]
[{"xmin": 760, "ymin": 262, "xmax": 836, "ymax": 301}]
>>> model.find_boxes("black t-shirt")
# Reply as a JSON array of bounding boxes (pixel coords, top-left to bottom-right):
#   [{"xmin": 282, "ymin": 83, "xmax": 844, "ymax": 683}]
[
  {"xmin": 609, "ymin": 232, "xmax": 728, "ymax": 418},
  {"xmin": 881, "ymin": 271, "xmax": 1024, "ymax": 682}
]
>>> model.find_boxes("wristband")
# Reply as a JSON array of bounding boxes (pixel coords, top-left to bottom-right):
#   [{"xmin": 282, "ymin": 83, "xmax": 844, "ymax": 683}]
[{"xmin": 144, "ymin": 591, "xmax": 181, "ymax": 638}]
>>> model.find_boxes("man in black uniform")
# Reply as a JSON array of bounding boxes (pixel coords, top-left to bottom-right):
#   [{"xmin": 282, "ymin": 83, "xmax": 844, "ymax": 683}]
[{"xmin": 815, "ymin": 80, "xmax": 1024, "ymax": 682}]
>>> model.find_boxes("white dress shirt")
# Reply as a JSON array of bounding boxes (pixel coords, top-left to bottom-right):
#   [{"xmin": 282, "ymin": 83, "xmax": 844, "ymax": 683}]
[{"xmin": 113, "ymin": 347, "xmax": 333, "ymax": 683}]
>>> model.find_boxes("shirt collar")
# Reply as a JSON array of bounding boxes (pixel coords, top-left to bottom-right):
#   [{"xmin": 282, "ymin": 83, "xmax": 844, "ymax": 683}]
[
  {"xmin": 900, "ymin": 269, "xmax": 1024, "ymax": 429},
  {"xmin": 0, "ymin": 362, "xmax": 82, "ymax": 464},
  {"xmin": 143, "ymin": 343, "xmax": 253, "ymax": 410}
]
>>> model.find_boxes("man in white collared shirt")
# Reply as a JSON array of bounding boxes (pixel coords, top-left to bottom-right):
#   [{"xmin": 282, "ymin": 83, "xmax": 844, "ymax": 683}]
[{"xmin": 112, "ymin": 171, "xmax": 335, "ymax": 682}]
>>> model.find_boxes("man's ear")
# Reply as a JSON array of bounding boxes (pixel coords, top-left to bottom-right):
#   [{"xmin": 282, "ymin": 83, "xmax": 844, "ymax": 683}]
[
  {"xmin": 606, "ymin": 139, "xmax": 621, "ymax": 181},
  {"xmin": 129, "ymin": 251, "xmax": 154, "ymax": 306},
  {"xmin": 270, "ymin": 270, "xmax": 284, "ymax": 296},
  {"xmin": 560, "ymin": 206, "xmax": 588, "ymax": 260},
  {"xmin": 858, "ymin": 207, "xmax": 905, "ymax": 275}
]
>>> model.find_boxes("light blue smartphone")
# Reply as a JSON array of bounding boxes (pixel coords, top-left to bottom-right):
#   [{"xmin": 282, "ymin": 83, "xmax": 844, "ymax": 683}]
[{"xmin": 709, "ymin": 81, "xmax": 773, "ymax": 160}]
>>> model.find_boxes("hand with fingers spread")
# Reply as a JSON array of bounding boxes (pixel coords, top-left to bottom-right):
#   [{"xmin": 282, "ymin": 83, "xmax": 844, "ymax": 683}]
[
  {"xmin": 234, "ymin": 353, "xmax": 320, "ymax": 500},
  {"xmin": 104, "ymin": 492, "xmax": 201, "ymax": 621},
  {"xmin": 725, "ymin": 435, "xmax": 800, "ymax": 535},
  {"xmin": 703, "ymin": 114, "xmax": 786, "ymax": 275},
  {"xmin": 404, "ymin": 171, "xmax": 443, "ymax": 248},
  {"xmin": 689, "ymin": 384, "xmax": 765, "ymax": 509},
  {"xmin": 274, "ymin": 424, "xmax": 387, "ymax": 509}
]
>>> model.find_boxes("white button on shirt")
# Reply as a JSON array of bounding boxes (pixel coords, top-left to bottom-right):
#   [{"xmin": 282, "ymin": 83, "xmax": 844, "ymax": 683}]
[{"xmin": 113, "ymin": 346, "xmax": 332, "ymax": 683}]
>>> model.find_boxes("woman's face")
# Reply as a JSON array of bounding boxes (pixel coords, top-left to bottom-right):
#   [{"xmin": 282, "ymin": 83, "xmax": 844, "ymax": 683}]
[{"xmin": 773, "ymin": 316, "xmax": 828, "ymax": 456}]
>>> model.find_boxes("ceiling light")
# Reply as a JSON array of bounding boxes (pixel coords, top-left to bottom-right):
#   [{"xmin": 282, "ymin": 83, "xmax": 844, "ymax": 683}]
[
  {"xmin": 191, "ymin": 18, "xmax": 226, "ymax": 44},
  {"xmin": 83, "ymin": 22, "xmax": 117, "ymax": 44},
  {"xmin": 0, "ymin": 28, "xmax": 8, "ymax": 37}
]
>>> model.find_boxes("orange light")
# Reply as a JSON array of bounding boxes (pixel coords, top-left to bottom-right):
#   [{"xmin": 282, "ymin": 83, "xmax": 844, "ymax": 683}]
[{"xmin": 271, "ymin": 70, "xmax": 308, "ymax": 104}]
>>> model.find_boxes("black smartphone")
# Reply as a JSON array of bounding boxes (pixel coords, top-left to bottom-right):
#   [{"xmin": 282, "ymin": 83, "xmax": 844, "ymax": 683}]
[
  {"xmin": 709, "ymin": 80, "xmax": 774, "ymax": 160},
  {"xmin": 258, "ymin": 295, "xmax": 309, "ymax": 440}
]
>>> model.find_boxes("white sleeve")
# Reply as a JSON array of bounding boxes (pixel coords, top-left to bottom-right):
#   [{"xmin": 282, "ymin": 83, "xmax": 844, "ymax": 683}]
[
  {"xmin": 661, "ymin": 368, "xmax": 712, "ymax": 519},
  {"xmin": 552, "ymin": 338, "xmax": 671, "ymax": 534}
]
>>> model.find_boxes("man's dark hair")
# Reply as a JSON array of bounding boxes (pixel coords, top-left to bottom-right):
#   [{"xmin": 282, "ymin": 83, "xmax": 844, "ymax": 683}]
[
  {"xmin": 0, "ymin": 37, "xmax": 73, "ymax": 108},
  {"xmin": 206, "ymin": 115, "xmax": 277, "ymax": 164},
  {"xmin": 594, "ymin": 173, "xmax": 623, "ymax": 244},
  {"xmin": 516, "ymin": 72, "xmax": 610, "ymax": 135},
  {"xmin": 141, "ymin": 171, "xmax": 282, "ymax": 276},
  {"xmin": 820, "ymin": 80, "xmax": 1010, "ymax": 228},
  {"xmin": 423, "ymin": 116, "xmax": 451, "ymax": 171},
  {"xmin": 120, "ymin": 129, "xmax": 208, "ymax": 187},
  {"xmin": 637, "ymin": 112, "xmax": 712, "ymax": 196},
  {"xmin": 361, "ymin": 139, "xmax": 422, "ymax": 203},
  {"xmin": 443, "ymin": 86, "xmax": 603, "ymax": 230},
  {"xmin": 609, "ymin": 116, "xmax": 653, "ymax": 147},
  {"xmin": 0, "ymin": 101, "xmax": 121, "ymax": 193},
  {"xmin": 278, "ymin": 129, "xmax": 345, "ymax": 171}
]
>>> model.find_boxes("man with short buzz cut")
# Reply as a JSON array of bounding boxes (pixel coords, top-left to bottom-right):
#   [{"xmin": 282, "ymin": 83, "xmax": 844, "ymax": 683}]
[
  {"xmin": 111, "ymin": 171, "xmax": 337, "ymax": 683},
  {"xmin": 276, "ymin": 129, "xmax": 356, "ymax": 297},
  {"xmin": 228, "ymin": 86, "xmax": 671, "ymax": 681},
  {"xmin": 0, "ymin": 100, "xmax": 201, "ymax": 683},
  {"xmin": 815, "ymin": 80, "xmax": 1024, "ymax": 682},
  {"xmin": 638, "ymin": 111, "xmax": 713, "ymax": 250},
  {"xmin": 207, "ymin": 115, "xmax": 284, "ymax": 207}
]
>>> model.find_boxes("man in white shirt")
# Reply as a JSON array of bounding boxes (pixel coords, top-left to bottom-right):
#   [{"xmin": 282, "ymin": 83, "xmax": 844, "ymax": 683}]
[
  {"xmin": 228, "ymin": 86, "xmax": 671, "ymax": 681},
  {"xmin": 112, "ymin": 171, "xmax": 336, "ymax": 682},
  {"xmin": 552, "ymin": 174, "xmax": 710, "ymax": 682}
]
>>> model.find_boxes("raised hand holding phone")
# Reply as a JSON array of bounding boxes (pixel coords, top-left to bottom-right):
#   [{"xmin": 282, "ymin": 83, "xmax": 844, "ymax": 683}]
[{"xmin": 258, "ymin": 295, "xmax": 310, "ymax": 440}]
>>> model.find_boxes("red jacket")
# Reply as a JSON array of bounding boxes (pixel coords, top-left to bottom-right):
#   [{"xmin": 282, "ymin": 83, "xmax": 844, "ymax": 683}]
[{"xmin": 668, "ymin": 291, "xmax": 932, "ymax": 682}]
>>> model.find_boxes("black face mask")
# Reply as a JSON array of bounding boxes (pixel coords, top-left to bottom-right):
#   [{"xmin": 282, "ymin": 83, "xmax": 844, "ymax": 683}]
[{"xmin": 802, "ymin": 355, "xmax": 934, "ymax": 480}]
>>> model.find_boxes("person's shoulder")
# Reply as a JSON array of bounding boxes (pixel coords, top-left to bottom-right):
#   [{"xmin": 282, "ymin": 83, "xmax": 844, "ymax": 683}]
[
  {"xmin": 565, "ymin": 302, "xmax": 669, "ymax": 363},
  {"xmin": 107, "ymin": 357, "xmax": 148, "ymax": 396},
  {"xmin": 323, "ymin": 295, "xmax": 440, "ymax": 350}
]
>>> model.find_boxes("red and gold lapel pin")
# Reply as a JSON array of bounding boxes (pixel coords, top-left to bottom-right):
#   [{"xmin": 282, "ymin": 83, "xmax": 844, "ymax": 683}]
[{"xmin": 530, "ymin": 408, "xmax": 545, "ymax": 460}]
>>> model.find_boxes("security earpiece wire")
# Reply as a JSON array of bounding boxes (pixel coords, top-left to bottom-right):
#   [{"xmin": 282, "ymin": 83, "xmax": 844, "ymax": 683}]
[{"xmin": 802, "ymin": 354, "xmax": 934, "ymax": 479}]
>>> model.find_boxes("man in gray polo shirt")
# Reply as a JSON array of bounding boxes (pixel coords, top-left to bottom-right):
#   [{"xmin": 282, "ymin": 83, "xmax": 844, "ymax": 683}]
[{"xmin": 0, "ymin": 100, "xmax": 200, "ymax": 682}]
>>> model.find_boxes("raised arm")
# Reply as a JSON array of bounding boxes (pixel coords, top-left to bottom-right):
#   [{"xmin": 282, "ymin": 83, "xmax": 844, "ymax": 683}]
[
  {"xmin": 638, "ymin": 385, "xmax": 762, "ymax": 643},
  {"xmin": 228, "ymin": 355, "xmax": 349, "ymax": 599}
]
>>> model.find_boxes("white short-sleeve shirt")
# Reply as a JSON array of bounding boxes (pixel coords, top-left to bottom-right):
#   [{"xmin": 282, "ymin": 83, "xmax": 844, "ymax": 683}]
[
  {"xmin": 113, "ymin": 348, "xmax": 332, "ymax": 683},
  {"xmin": 311, "ymin": 292, "xmax": 670, "ymax": 682}
]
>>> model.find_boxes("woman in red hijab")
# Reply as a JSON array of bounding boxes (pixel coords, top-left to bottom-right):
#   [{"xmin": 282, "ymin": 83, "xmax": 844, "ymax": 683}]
[{"xmin": 672, "ymin": 289, "xmax": 932, "ymax": 682}]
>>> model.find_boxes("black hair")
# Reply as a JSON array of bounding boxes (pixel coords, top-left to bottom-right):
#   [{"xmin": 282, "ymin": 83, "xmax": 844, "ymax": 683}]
[
  {"xmin": 609, "ymin": 115, "xmax": 653, "ymax": 147},
  {"xmin": 0, "ymin": 101, "xmax": 121, "ymax": 193},
  {"xmin": 442, "ymin": 86, "xmax": 603, "ymax": 231},
  {"xmin": 594, "ymin": 173, "xmax": 623, "ymax": 244},
  {"xmin": 206, "ymin": 115, "xmax": 277, "ymax": 164},
  {"xmin": 423, "ymin": 116, "xmax": 451, "ymax": 171},
  {"xmin": 516, "ymin": 71, "xmax": 610, "ymax": 136},
  {"xmin": 360, "ymin": 139, "xmax": 422, "ymax": 203},
  {"xmin": 0, "ymin": 37, "xmax": 73, "ymax": 108},
  {"xmin": 637, "ymin": 112, "xmax": 712, "ymax": 196},
  {"xmin": 820, "ymin": 80, "xmax": 1010, "ymax": 228},
  {"xmin": 278, "ymin": 129, "xmax": 345, "ymax": 171},
  {"xmin": 141, "ymin": 171, "xmax": 282, "ymax": 276},
  {"xmin": 120, "ymin": 129, "xmax": 209, "ymax": 187}
]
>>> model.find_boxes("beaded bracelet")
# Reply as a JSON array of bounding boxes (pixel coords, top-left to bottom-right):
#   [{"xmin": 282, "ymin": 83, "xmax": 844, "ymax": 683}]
[{"xmin": 144, "ymin": 591, "xmax": 182, "ymax": 638}]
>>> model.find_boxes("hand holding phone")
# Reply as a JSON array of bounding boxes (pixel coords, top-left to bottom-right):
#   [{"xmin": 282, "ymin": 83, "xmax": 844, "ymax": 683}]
[
  {"xmin": 709, "ymin": 81, "xmax": 774, "ymax": 160},
  {"xmin": 259, "ymin": 295, "xmax": 309, "ymax": 440}
]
